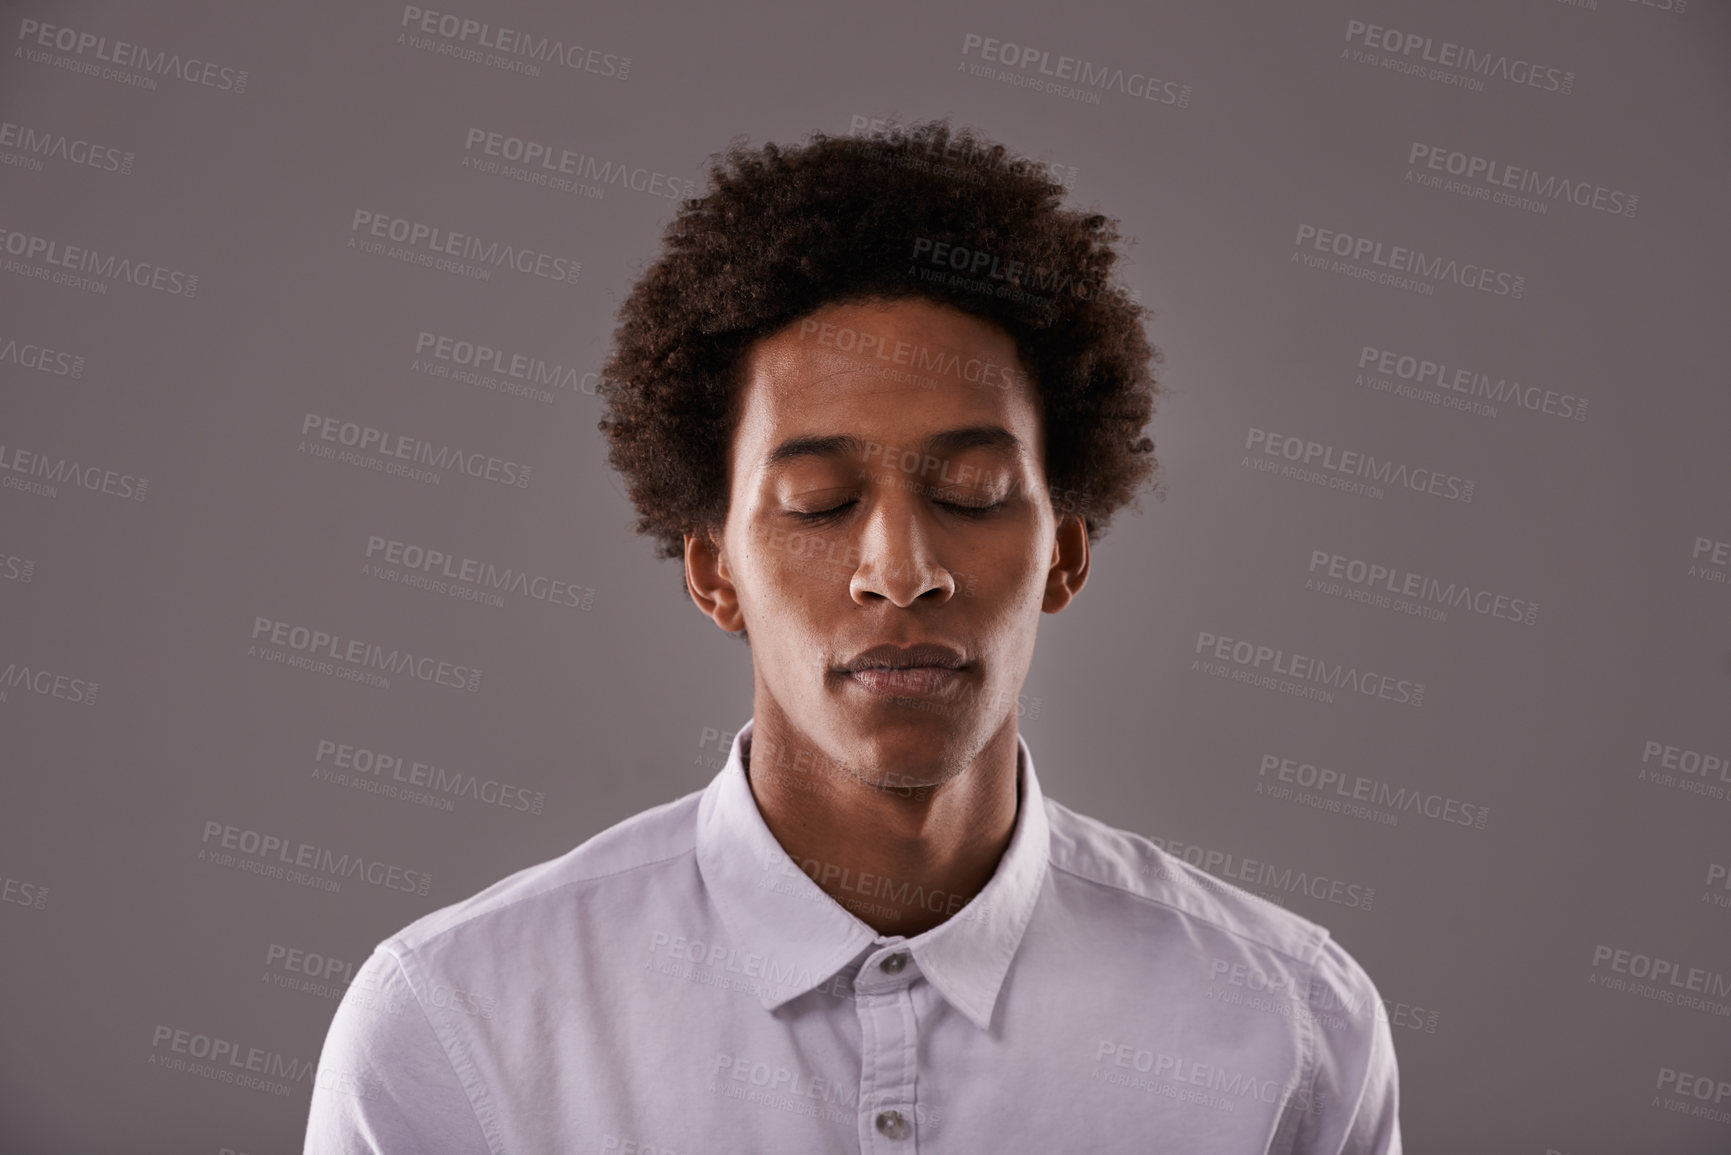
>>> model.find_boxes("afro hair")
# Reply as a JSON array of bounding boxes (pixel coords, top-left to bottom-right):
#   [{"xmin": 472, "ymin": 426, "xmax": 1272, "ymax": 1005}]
[{"xmin": 596, "ymin": 118, "xmax": 1162, "ymax": 573}]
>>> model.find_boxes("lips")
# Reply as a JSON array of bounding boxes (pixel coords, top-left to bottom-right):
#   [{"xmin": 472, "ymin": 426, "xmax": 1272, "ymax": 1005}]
[
  {"xmin": 839, "ymin": 643, "xmax": 971, "ymax": 700},
  {"xmin": 847, "ymin": 666, "xmax": 966, "ymax": 696},
  {"xmin": 841, "ymin": 642, "xmax": 968, "ymax": 674}
]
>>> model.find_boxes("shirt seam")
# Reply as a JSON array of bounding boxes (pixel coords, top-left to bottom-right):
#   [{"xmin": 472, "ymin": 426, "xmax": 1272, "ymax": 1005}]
[
  {"xmin": 1312, "ymin": 962, "xmax": 1386, "ymax": 1152},
  {"xmin": 377, "ymin": 847, "xmax": 697, "ymax": 1152},
  {"xmin": 1049, "ymin": 859, "xmax": 1338, "ymax": 1152},
  {"xmin": 1269, "ymin": 949, "xmax": 1320, "ymax": 1155},
  {"xmin": 380, "ymin": 942, "xmax": 500, "ymax": 1155},
  {"xmin": 397, "ymin": 845, "xmax": 698, "ymax": 954},
  {"xmin": 1045, "ymin": 858, "xmax": 1326, "ymax": 970}
]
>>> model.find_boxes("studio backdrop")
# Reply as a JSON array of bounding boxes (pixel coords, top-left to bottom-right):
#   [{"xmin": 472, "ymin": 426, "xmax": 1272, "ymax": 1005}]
[{"xmin": 2, "ymin": 0, "xmax": 1727, "ymax": 1151}]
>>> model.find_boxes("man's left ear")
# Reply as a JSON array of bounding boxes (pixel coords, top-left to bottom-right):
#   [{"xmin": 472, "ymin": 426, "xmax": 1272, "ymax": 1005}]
[{"xmin": 1041, "ymin": 513, "xmax": 1090, "ymax": 613}]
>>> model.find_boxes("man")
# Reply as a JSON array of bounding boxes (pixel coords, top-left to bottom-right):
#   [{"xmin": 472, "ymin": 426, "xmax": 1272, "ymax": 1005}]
[{"xmin": 304, "ymin": 120, "xmax": 1401, "ymax": 1153}]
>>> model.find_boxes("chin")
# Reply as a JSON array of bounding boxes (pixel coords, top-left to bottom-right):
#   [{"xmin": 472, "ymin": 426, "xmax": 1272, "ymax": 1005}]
[{"xmin": 845, "ymin": 699, "xmax": 967, "ymax": 725}]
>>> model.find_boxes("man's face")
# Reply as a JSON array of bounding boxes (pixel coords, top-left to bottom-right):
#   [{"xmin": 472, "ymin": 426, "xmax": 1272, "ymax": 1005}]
[{"xmin": 695, "ymin": 296, "xmax": 1086, "ymax": 791}]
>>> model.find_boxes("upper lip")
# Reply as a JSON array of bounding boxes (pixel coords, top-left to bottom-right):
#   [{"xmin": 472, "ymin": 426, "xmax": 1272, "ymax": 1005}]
[{"xmin": 842, "ymin": 643, "xmax": 968, "ymax": 673}]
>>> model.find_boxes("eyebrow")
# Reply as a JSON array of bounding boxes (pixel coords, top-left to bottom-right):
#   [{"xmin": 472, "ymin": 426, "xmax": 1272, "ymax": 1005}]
[{"xmin": 762, "ymin": 424, "xmax": 1025, "ymax": 472}]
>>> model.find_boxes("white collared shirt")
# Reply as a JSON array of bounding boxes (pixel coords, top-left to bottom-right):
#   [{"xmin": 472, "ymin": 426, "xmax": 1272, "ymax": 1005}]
[{"xmin": 304, "ymin": 717, "xmax": 1401, "ymax": 1153}]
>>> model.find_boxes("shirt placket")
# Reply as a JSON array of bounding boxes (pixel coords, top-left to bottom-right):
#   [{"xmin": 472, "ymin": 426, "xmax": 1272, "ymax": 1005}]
[{"xmin": 854, "ymin": 945, "xmax": 922, "ymax": 1153}]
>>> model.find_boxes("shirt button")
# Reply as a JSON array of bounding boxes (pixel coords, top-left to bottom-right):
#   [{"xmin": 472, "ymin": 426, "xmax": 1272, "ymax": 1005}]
[
  {"xmin": 879, "ymin": 952, "xmax": 908, "ymax": 974},
  {"xmin": 875, "ymin": 1109, "xmax": 908, "ymax": 1139}
]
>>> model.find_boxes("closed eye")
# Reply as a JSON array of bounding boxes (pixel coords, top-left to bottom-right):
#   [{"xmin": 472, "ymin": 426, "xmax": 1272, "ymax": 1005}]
[
  {"xmin": 936, "ymin": 500, "xmax": 1004, "ymax": 518},
  {"xmin": 791, "ymin": 498, "xmax": 1005, "ymax": 523},
  {"xmin": 790, "ymin": 500, "xmax": 857, "ymax": 524}
]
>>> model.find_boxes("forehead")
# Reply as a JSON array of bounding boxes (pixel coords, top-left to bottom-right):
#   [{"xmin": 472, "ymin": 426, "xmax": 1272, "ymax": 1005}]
[{"xmin": 731, "ymin": 298, "xmax": 1040, "ymax": 472}]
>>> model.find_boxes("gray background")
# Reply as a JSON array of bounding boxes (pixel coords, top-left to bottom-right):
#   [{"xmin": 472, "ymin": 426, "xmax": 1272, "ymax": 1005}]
[{"xmin": 2, "ymin": 0, "xmax": 1728, "ymax": 1151}]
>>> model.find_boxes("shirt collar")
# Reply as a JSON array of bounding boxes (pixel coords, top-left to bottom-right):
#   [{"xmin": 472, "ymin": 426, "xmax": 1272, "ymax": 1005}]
[{"xmin": 695, "ymin": 716, "xmax": 1050, "ymax": 1032}]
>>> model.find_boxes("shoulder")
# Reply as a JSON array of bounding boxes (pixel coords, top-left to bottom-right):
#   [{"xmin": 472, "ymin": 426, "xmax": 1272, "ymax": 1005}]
[
  {"xmin": 1043, "ymin": 797, "xmax": 1400, "ymax": 1135},
  {"xmin": 1043, "ymin": 796, "xmax": 1337, "ymax": 968},
  {"xmin": 1042, "ymin": 798, "xmax": 1388, "ymax": 1022},
  {"xmin": 387, "ymin": 786, "xmax": 705, "ymax": 961}
]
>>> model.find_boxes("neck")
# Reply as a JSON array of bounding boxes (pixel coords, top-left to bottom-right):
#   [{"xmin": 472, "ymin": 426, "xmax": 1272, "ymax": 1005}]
[{"xmin": 741, "ymin": 698, "xmax": 1021, "ymax": 938}]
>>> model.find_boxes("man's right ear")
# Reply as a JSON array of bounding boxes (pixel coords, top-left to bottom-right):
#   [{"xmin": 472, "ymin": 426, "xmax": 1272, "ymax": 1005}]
[{"xmin": 684, "ymin": 529, "xmax": 747, "ymax": 634}]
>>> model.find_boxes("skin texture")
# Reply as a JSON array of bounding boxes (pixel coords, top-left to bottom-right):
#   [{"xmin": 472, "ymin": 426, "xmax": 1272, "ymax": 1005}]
[{"xmin": 684, "ymin": 297, "xmax": 1089, "ymax": 937}]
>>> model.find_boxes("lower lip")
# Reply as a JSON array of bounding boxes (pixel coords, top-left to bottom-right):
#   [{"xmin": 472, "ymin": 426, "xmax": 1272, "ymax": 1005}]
[{"xmin": 844, "ymin": 666, "xmax": 967, "ymax": 697}]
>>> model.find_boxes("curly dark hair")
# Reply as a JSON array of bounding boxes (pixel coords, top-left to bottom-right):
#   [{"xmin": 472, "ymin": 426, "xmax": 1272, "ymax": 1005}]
[{"xmin": 596, "ymin": 118, "xmax": 1162, "ymax": 576}]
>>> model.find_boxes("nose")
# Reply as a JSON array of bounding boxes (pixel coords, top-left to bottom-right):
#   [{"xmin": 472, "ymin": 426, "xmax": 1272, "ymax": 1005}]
[{"xmin": 848, "ymin": 488, "xmax": 956, "ymax": 609}]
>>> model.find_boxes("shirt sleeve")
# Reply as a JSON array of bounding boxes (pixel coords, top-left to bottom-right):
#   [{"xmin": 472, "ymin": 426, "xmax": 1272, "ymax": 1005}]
[
  {"xmin": 1291, "ymin": 932, "xmax": 1403, "ymax": 1155},
  {"xmin": 302, "ymin": 943, "xmax": 493, "ymax": 1155}
]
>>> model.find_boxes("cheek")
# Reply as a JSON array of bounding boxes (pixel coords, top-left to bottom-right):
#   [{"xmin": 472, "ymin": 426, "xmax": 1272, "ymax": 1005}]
[
  {"xmin": 975, "ymin": 538, "xmax": 1048, "ymax": 594},
  {"xmin": 737, "ymin": 532, "xmax": 836, "ymax": 622},
  {"xmin": 753, "ymin": 525, "xmax": 857, "ymax": 589}
]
